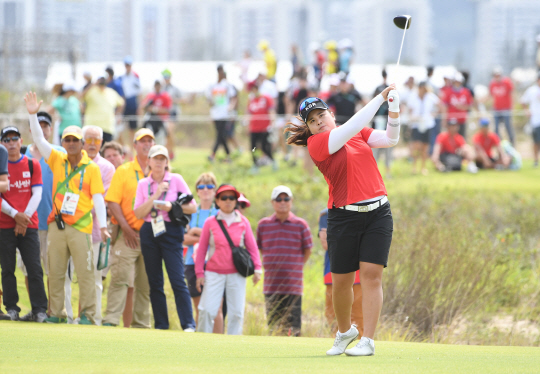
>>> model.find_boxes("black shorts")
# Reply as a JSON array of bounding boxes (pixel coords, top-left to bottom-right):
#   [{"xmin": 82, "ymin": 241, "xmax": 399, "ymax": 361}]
[
  {"xmin": 532, "ymin": 127, "xmax": 540, "ymax": 144},
  {"xmin": 412, "ymin": 128, "xmax": 431, "ymax": 144},
  {"xmin": 440, "ymin": 153, "xmax": 463, "ymax": 171},
  {"xmin": 265, "ymin": 294, "xmax": 302, "ymax": 336},
  {"xmin": 327, "ymin": 200, "xmax": 393, "ymax": 273},
  {"xmin": 184, "ymin": 264, "xmax": 201, "ymax": 298}
]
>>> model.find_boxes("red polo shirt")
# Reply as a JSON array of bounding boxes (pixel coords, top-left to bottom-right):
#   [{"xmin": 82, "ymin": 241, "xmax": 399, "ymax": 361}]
[
  {"xmin": 472, "ymin": 132, "xmax": 500, "ymax": 158},
  {"xmin": 489, "ymin": 78, "xmax": 513, "ymax": 110},
  {"xmin": 308, "ymin": 128, "xmax": 387, "ymax": 209},
  {"xmin": 0, "ymin": 155, "xmax": 42, "ymax": 229},
  {"xmin": 440, "ymin": 87, "xmax": 473, "ymax": 124},
  {"xmin": 436, "ymin": 132, "xmax": 466, "ymax": 154}
]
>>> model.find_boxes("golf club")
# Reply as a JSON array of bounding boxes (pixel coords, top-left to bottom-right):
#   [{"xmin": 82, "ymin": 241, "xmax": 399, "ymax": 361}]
[{"xmin": 393, "ymin": 15, "xmax": 412, "ymax": 77}]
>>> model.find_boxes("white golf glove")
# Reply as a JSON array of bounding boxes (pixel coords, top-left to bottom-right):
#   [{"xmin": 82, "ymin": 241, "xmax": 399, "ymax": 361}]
[{"xmin": 387, "ymin": 90, "xmax": 400, "ymax": 113}]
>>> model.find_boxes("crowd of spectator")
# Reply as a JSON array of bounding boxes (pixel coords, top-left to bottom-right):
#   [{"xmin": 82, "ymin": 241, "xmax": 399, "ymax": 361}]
[{"xmin": 1, "ymin": 41, "xmax": 539, "ymax": 335}]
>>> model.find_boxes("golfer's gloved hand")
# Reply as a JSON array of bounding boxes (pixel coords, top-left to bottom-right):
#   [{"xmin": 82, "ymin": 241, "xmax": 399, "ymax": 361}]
[{"xmin": 387, "ymin": 90, "xmax": 400, "ymax": 113}]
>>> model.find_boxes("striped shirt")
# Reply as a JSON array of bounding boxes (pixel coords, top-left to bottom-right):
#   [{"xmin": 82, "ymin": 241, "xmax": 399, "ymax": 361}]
[{"xmin": 257, "ymin": 212, "xmax": 312, "ymax": 295}]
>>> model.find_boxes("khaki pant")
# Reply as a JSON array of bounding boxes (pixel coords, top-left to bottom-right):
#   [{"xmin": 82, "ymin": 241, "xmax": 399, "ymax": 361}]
[
  {"xmin": 48, "ymin": 224, "xmax": 96, "ymax": 323},
  {"xmin": 325, "ymin": 284, "xmax": 364, "ymax": 337},
  {"xmin": 103, "ymin": 229, "xmax": 150, "ymax": 328}
]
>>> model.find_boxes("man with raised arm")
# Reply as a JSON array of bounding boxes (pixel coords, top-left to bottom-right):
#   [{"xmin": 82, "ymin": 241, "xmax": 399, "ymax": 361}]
[{"xmin": 24, "ymin": 92, "xmax": 110, "ymax": 325}]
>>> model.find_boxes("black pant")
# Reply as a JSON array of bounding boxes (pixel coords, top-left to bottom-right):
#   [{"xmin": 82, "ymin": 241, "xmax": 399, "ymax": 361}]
[
  {"xmin": 139, "ymin": 222, "xmax": 195, "ymax": 330},
  {"xmin": 0, "ymin": 228, "xmax": 47, "ymax": 313},
  {"xmin": 250, "ymin": 132, "xmax": 273, "ymax": 164},
  {"xmin": 212, "ymin": 120, "xmax": 230, "ymax": 155},
  {"xmin": 265, "ymin": 294, "xmax": 302, "ymax": 336}
]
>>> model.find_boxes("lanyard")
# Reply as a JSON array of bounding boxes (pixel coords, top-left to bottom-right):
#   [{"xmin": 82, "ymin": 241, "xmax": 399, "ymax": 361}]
[
  {"xmin": 148, "ymin": 180, "xmax": 166, "ymax": 217},
  {"xmin": 135, "ymin": 170, "xmax": 140, "ymax": 181},
  {"xmin": 195, "ymin": 204, "xmax": 216, "ymax": 227},
  {"xmin": 64, "ymin": 161, "xmax": 85, "ymax": 193}
]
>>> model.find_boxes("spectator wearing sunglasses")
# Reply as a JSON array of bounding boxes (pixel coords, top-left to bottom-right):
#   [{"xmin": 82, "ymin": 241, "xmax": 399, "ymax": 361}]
[
  {"xmin": 286, "ymin": 85, "xmax": 400, "ymax": 356},
  {"xmin": 134, "ymin": 145, "xmax": 197, "ymax": 331},
  {"xmin": 195, "ymin": 184, "xmax": 262, "ymax": 335},
  {"xmin": 256, "ymin": 186, "xmax": 312, "ymax": 336},
  {"xmin": 0, "ymin": 126, "xmax": 48, "ymax": 322},
  {"xmin": 182, "ymin": 172, "xmax": 222, "ymax": 332},
  {"xmin": 25, "ymin": 92, "xmax": 110, "ymax": 325}
]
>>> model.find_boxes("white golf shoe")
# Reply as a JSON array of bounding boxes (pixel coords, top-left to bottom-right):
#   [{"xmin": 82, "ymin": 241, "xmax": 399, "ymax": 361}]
[
  {"xmin": 326, "ymin": 324, "xmax": 359, "ymax": 356},
  {"xmin": 345, "ymin": 336, "xmax": 375, "ymax": 356}
]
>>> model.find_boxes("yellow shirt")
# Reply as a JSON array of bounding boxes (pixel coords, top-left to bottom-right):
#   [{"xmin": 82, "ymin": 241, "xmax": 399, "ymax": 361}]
[
  {"xmin": 264, "ymin": 49, "xmax": 277, "ymax": 80},
  {"xmin": 47, "ymin": 149, "xmax": 104, "ymax": 234},
  {"xmin": 83, "ymin": 86, "xmax": 125, "ymax": 135},
  {"xmin": 326, "ymin": 50, "xmax": 339, "ymax": 74},
  {"xmin": 105, "ymin": 158, "xmax": 145, "ymax": 231}
]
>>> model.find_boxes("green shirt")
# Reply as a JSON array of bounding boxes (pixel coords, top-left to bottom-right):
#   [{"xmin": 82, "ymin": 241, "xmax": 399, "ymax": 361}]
[{"xmin": 52, "ymin": 95, "xmax": 82, "ymax": 132}]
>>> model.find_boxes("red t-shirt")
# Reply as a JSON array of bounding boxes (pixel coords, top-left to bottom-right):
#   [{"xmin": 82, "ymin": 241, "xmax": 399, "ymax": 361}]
[
  {"xmin": 248, "ymin": 95, "xmax": 273, "ymax": 133},
  {"xmin": 0, "ymin": 155, "xmax": 42, "ymax": 229},
  {"xmin": 308, "ymin": 128, "xmax": 387, "ymax": 209},
  {"xmin": 440, "ymin": 87, "xmax": 473, "ymax": 124},
  {"xmin": 143, "ymin": 91, "xmax": 172, "ymax": 120},
  {"xmin": 489, "ymin": 78, "xmax": 513, "ymax": 110},
  {"xmin": 436, "ymin": 132, "xmax": 466, "ymax": 154},
  {"xmin": 472, "ymin": 132, "xmax": 500, "ymax": 158}
]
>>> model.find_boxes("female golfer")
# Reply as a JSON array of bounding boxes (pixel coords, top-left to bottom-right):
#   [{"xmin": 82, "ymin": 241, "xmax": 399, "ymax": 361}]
[{"xmin": 287, "ymin": 85, "xmax": 400, "ymax": 356}]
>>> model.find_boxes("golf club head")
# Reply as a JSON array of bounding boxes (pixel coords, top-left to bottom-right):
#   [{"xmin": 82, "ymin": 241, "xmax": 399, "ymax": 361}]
[{"xmin": 393, "ymin": 15, "xmax": 412, "ymax": 30}]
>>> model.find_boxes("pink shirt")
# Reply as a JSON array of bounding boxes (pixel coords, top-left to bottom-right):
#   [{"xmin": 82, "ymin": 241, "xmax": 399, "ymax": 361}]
[
  {"xmin": 91, "ymin": 153, "xmax": 115, "ymax": 243},
  {"xmin": 195, "ymin": 210, "xmax": 262, "ymax": 278},
  {"xmin": 134, "ymin": 171, "xmax": 193, "ymax": 222}
]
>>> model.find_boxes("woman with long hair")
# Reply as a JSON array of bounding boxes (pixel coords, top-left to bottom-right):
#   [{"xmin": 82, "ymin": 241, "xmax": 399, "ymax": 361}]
[{"xmin": 286, "ymin": 85, "xmax": 400, "ymax": 356}]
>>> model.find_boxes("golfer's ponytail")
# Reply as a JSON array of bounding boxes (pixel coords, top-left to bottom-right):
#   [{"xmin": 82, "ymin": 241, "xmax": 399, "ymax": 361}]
[{"xmin": 285, "ymin": 116, "xmax": 312, "ymax": 146}]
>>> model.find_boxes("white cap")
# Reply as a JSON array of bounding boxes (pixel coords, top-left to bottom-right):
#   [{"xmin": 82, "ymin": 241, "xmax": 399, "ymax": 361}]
[
  {"xmin": 329, "ymin": 73, "xmax": 341, "ymax": 86},
  {"xmin": 271, "ymin": 185, "xmax": 293, "ymax": 200},
  {"xmin": 454, "ymin": 72, "xmax": 464, "ymax": 83},
  {"xmin": 62, "ymin": 82, "xmax": 76, "ymax": 92},
  {"xmin": 492, "ymin": 66, "xmax": 503, "ymax": 75}
]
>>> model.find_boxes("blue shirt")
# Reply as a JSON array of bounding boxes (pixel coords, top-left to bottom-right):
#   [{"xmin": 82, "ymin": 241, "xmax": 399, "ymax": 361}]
[
  {"xmin": 25, "ymin": 144, "xmax": 66, "ymax": 230},
  {"xmin": 184, "ymin": 206, "xmax": 218, "ymax": 265},
  {"xmin": 107, "ymin": 78, "xmax": 125, "ymax": 97}
]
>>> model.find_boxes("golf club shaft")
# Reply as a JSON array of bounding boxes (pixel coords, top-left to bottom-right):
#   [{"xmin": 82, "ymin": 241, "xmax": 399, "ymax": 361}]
[{"xmin": 396, "ymin": 18, "xmax": 410, "ymax": 69}]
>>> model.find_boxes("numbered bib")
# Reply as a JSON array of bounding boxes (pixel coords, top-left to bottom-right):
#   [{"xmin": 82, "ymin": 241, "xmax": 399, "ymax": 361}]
[
  {"xmin": 60, "ymin": 192, "xmax": 80, "ymax": 216},
  {"xmin": 151, "ymin": 215, "xmax": 166, "ymax": 237}
]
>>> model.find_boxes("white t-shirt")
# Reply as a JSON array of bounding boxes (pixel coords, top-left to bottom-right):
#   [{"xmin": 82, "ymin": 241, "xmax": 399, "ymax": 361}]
[
  {"xmin": 206, "ymin": 80, "xmax": 237, "ymax": 120},
  {"xmin": 120, "ymin": 72, "xmax": 141, "ymax": 99},
  {"xmin": 521, "ymin": 84, "xmax": 540, "ymax": 128},
  {"xmin": 259, "ymin": 79, "xmax": 278, "ymax": 100},
  {"xmin": 407, "ymin": 92, "xmax": 440, "ymax": 132}
]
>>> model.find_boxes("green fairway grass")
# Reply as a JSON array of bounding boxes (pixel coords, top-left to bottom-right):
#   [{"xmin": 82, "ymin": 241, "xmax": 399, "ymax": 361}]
[{"xmin": 1, "ymin": 322, "xmax": 539, "ymax": 373}]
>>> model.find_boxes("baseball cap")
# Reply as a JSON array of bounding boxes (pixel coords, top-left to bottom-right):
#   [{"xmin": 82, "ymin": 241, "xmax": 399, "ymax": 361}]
[
  {"xmin": 161, "ymin": 69, "xmax": 172, "ymax": 78},
  {"xmin": 492, "ymin": 66, "xmax": 503, "ymax": 76},
  {"xmin": 238, "ymin": 193, "xmax": 251, "ymax": 207},
  {"xmin": 62, "ymin": 82, "xmax": 77, "ymax": 92},
  {"xmin": 62, "ymin": 126, "xmax": 83, "ymax": 140},
  {"xmin": 148, "ymin": 145, "xmax": 169, "ymax": 160},
  {"xmin": 133, "ymin": 128, "xmax": 155, "ymax": 142},
  {"xmin": 448, "ymin": 119, "xmax": 458, "ymax": 126},
  {"xmin": 479, "ymin": 118, "xmax": 490, "ymax": 127},
  {"xmin": 124, "ymin": 55, "xmax": 134, "ymax": 65},
  {"xmin": 257, "ymin": 40, "xmax": 269, "ymax": 51},
  {"xmin": 454, "ymin": 72, "xmax": 464, "ymax": 83},
  {"xmin": 299, "ymin": 97, "xmax": 329, "ymax": 123},
  {"xmin": 271, "ymin": 185, "xmax": 293, "ymax": 200},
  {"xmin": 1, "ymin": 126, "xmax": 21, "ymax": 140},
  {"xmin": 215, "ymin": 184, "xmax": 240, "ymax": 199},
  {"xmin": 247, "ymin": 80, "xmax": 258, "ymax": 91},
  {"xmin": 36, "ymin": 112, "xmax": 52, "ymax": 126}
]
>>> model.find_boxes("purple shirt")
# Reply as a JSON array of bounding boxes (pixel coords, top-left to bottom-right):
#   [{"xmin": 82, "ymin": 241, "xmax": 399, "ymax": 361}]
[
  {"xmin": 91, "ymin": 153, "xmax": 115, "ymax": 243},
  {"xmin": 257, "ymin": 212, "xmax": 313, "ymax": 296},
  {"xmin": 134, "ymin": 171, "xmax": 193, "ymax": 222}
]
